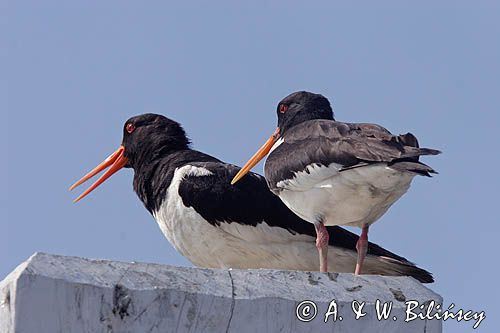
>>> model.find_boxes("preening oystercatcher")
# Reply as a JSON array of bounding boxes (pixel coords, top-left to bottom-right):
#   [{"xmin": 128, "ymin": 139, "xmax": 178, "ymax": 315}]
[
  {"xmin": 70, "ymin": 113, "xmax": 433, "ymax": 281},
  {"xmin": 232, "ymin": 91, "xmax": 440, "ymax": 274}
]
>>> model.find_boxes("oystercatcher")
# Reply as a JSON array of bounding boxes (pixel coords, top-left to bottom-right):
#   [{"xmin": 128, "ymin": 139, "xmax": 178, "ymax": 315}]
[
  {"xmin": 70, "ymin": 113, "xmax": 433, "ymax": 281},
  {"xmin": 232, "ymin": 91, "xmax": 440, "ymax": 274}
]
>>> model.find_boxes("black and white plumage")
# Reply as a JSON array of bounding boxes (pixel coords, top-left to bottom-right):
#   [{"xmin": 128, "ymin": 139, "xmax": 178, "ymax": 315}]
[
  {"xmin": 71, "ymin": 113, "xmax": 434, "ymax": 282},
  {"xmin": 265, "ymin": 119, "xmax": 439, "ymax": 228},
  {"xmin": 232, "ymin": 91, "xmax": 440, "ymax": 274}
]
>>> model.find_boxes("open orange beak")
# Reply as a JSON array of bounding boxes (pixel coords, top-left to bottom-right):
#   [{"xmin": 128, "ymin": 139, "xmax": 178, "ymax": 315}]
[
  {"xmin": 69, "ymin": 145, "xmax": 128, "ymax": 203},
  {"xmin": 231, "ymin": 128, "xmax": 280, "ymax": 185}
]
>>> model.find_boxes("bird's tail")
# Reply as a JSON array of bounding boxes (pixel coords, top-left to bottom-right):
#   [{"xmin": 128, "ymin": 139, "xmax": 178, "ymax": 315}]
[
  {"xmin": 390, "ymin": 132, "xmax": 441, "ymax": 176},
  {"xmin": 362, "ymin": 255, "xmax": 434, "ymax": 283},
  {"xmin": 328, "ymin": 245, "xmax": 434, "ymax": 283},
  {"xmin": 328, "ymin": 227, "xmax": 434, "ymax": 283},
  {"xmin": 416, "ymin": 147, "xmax": 442, "ymax": 156},
  {"xmin": 388, "ymin": 160, "xmax": 438, "ymax": 177}
]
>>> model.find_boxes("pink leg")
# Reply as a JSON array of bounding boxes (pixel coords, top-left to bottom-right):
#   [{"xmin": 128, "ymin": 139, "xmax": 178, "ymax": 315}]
[
  {"xmin": 314, "ymin": 222, "xmax": 329, "ymax": 272},
  {"xmin": 355, "ymin": 224, "xmax": 369, "ymax": 275}
]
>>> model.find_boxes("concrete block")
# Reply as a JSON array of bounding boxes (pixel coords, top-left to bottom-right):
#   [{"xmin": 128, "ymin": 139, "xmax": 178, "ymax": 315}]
[{"xmin": 0, "ymin": 253, "xmax": 442, "ymax": 333}]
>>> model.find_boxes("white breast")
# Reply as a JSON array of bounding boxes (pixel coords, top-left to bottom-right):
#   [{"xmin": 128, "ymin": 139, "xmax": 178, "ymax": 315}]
[
  {"xmin": 269, "ymin": 137, "xmax": 284, "ymax": 153},
  {"xmin": 276, "ymin": 163, "xmax": 415, "ymax": 228}
]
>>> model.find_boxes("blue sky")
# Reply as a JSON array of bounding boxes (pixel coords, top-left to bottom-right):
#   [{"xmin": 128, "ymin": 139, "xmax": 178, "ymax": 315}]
[{"xmin": 3, "ymin": 1, "xmax": 499, "ymax": 332}]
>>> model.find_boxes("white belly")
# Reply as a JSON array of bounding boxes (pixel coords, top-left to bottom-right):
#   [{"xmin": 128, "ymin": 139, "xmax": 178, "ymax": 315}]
[
  {"xmin": 152, "ymin": 165, "xmax": 314, "ymax": 269},
  {"xmin": 151, "ymin": 165, "xmax": 383, "ymax": 272},
  {"xmin": 276, "ymin": 163, "xmax": 414, "ymax": 228}
]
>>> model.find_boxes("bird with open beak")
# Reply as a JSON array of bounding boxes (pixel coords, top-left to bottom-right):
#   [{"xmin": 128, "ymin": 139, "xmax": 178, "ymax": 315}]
[
  {"xmin": 232, "ymin": 91, "xmax": 440, "ymax": 274},
  {"xmin": 69, "ymin": 113, "xmax": 434, "ymax": 281}
]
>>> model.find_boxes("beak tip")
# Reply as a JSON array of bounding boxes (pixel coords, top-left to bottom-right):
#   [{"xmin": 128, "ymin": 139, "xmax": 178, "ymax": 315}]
[
  {"xmin": 69, "ymin": 146, "xmax": 128, "ymax": 204},
  {"xmin": 230, "ymin": 175, "xmax": 242, "ymax": 185}
]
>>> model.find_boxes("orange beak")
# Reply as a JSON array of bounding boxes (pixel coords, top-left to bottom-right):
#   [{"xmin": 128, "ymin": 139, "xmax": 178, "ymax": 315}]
[
  {"xmin": 231, "ymin": 128, "xmax": 280, "ymax": 185},
  {"xmin": 69, "ymin": 145, "xmax": 128, "ymax": 203}
]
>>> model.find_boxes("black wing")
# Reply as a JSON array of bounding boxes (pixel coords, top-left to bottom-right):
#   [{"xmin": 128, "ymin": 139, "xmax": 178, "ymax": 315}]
[
  {"xmin": 266, "ymin": 120, "xmax": 441, "ymax": 189},
  {"xmin": 177, "ymin": 161, "xmax": 433, "ymax": 282},
  {"xmin": 178, "ymin": 161, "xmax": 311, "ymax": 230}
]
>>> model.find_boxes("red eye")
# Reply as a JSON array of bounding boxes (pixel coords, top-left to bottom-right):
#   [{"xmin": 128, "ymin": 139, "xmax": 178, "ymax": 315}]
[
  {"xmin": 126, "ymin": 123, "xmax": 135, "ymax": 133},
  {"xmin": 279, "ymin": 104, "xmax": 288, "ymax": 113}
]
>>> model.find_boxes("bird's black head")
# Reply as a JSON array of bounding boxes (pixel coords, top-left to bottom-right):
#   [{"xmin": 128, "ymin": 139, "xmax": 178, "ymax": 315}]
[
  {"xmin": 230, "ymin": 91, "xmax": 334, "ymax": 185},
  {"xmin": 70, "ymin": 113, "xmax": 191, "ymax": 203},
  {"xmin": 121, "ymin": 113, "xmax": 191, "ymax": 170},
  {"xmin": 276, "ymin": 91, "xmax": 334, "ymax": 135}
]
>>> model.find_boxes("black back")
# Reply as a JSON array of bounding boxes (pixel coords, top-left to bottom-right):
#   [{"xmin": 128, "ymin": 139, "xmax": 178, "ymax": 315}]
[{"xmin": 266, "ymin": 120, "xmax": 440, "ymax": 191}]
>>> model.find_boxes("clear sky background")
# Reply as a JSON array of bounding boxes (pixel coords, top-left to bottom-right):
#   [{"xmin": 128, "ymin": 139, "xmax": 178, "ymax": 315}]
[{"xmin": 3, "ymin": 1, "xmax": 499, "ymax": 332}]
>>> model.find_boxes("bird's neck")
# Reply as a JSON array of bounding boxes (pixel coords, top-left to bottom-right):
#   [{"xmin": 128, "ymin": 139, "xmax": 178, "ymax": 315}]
[
  {"xmin": 280, "ymin": 112, "xmax": 334, "ymax": 135},
  {"xmin": 132, "ymin": 149, "xmax": 219, "ymax": 214}
]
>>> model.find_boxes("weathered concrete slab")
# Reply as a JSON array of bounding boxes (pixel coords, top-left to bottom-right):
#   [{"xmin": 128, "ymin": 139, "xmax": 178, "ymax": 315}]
[{"xmin": 0, "ymin": 253, "xmax": 442, "ymax": 333}]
